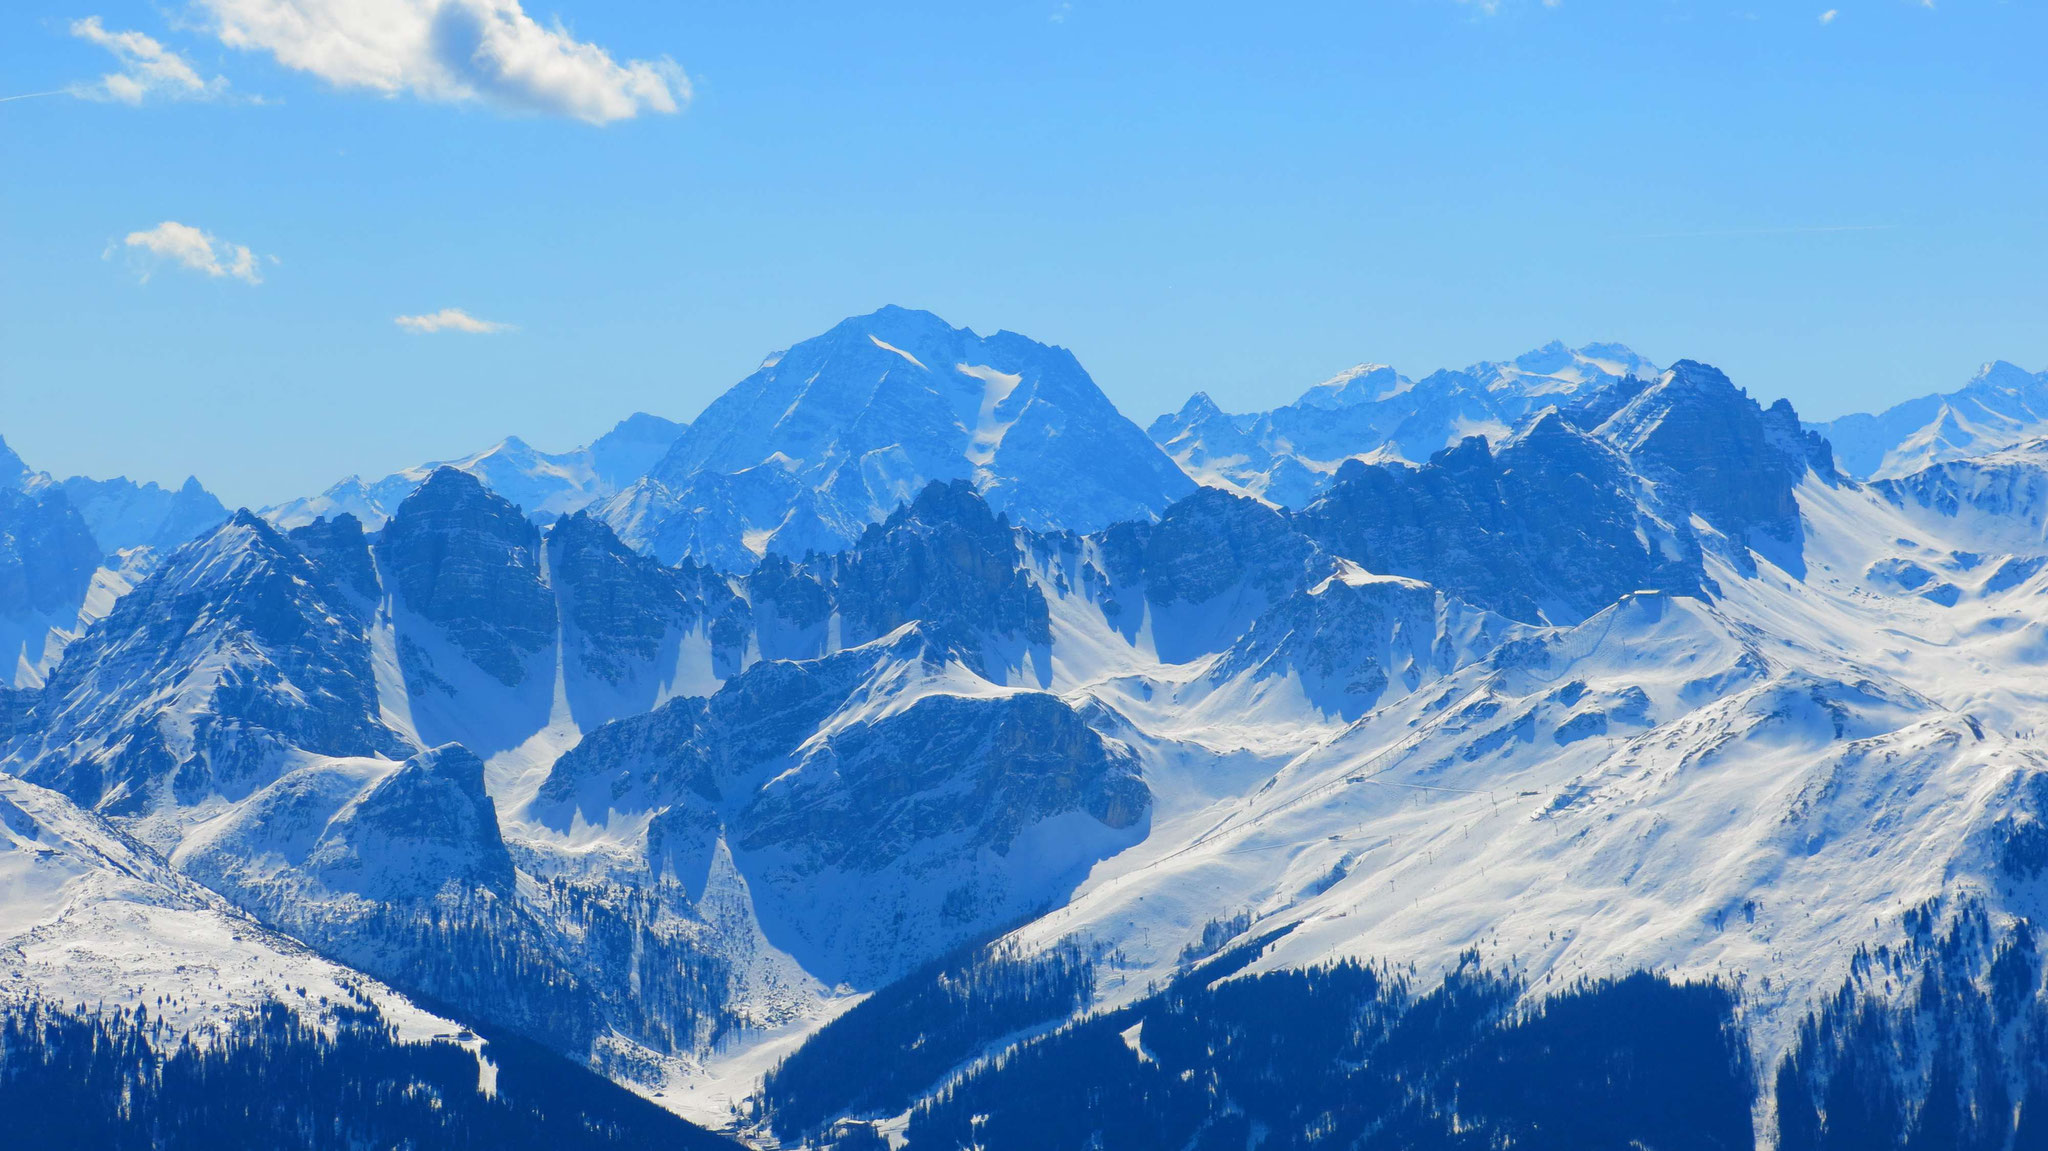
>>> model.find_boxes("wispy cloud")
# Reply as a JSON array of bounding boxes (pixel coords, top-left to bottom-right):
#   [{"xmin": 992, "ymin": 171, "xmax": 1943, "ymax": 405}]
[
  {"xmin": 394, "ymin": 307, "xmax": 514, "ymax": 334},
  {"xmin": 1632, "ymin": 223, "xmax": 1896, "ymax": 240},
  {"xmin": 70, "ymin": 16, "xmax": 228, "ymax": 104},
  {"xmin": 196, "ymin": 0, "xmax": 688, "ymax": 124},
  {"xmin": 117, "ymin": 221, "xmax": 266, "ymax": 283},
  {"xmin": 1453, "ymin": 0, "xmax": 1561, "ymax": 16},
  {"xmin": 1819, "ymin": 9, "xmax": 1838, "ymax": 23}
]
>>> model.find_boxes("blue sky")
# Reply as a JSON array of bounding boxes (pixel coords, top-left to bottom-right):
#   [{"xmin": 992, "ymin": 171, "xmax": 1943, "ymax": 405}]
[{"xmin": 3, "ymin": 0, "xmax": 2044, "ymax": 507}]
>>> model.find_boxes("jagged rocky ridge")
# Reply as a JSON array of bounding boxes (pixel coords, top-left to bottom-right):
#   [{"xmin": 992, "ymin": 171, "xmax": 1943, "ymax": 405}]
[
  {"xmin": 12, "ymin": 347, "xmax": 2048, "ymax": 1148},
  {"xmin": 266, "ymin": 412, "xmax": 689, "ymax": 531},
  {"xmin": 0, "ymin": 436, "xmax": 230, "ymax": 689},
  {"xmin": 1148, "ymin": 340, "xmax": 1660, "ymax": 507}
]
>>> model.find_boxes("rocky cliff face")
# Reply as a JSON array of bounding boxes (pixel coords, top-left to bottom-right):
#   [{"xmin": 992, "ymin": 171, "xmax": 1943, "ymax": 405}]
[
  {"xmin": 10, "ymin": 512, "xmax": 407, "ymax": 817},
  {"xmin": 1594, "ymin": 360, "xmax": 1810, "ymax": 553},
  {"xmin": 285, "ymin": 513, "xmax": 382, "ymax": 601},
  {"xmin": 1296, "ymin": 410, "xmax": 1704, "ymax": 624},
  {"xmin": 1206, "ymin": 560, "xmax": 1520, "ymax": 721},
  {"xmin": 793, "ymin": 480, "xmax": 1051, "ymax": 662},
  {"xmin": 536, "ymin": 627, "xmax": 1148, "ymax": 984},
  {"xmin": 177, "ymin": 743, "xmax": 514, "ymax": 908},
  {"xmin": 0, "ymin": 486, "xmax": 102, "ymax": 624},
  {"xmin": 378, "ymin": 468, "xmax": 557, "ymax": 688},
  {"xmin": 547, "ymin": 510, "xmax": 749, "ymax": 687},
  {"xmin": 1097, "ymin": 486, "xmax": 1317, "ymax": 608}
]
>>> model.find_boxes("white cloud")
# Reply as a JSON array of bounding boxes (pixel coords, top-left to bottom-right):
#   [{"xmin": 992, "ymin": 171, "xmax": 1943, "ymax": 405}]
[
  {"xmin": 1452, "ymin": 0, "xmax": 1560, "ymax": 15},
  {"xmin": 70, "ymin": 16, "xmax": 228, "ymax": 104},
  {"xmin": 394, "ymin": 307, "xmax": 513, "ymax": 334},
  {"xmin": 1819, "ymin": 9, "xmax": 1838, "ymax": 23},
  {"xmin": 120, "ymin": 221, "xmax": 265, "ymax": 283},
  {"xmin": 197, "ymin": 0, "xmax": 688, "ymax": 124}
]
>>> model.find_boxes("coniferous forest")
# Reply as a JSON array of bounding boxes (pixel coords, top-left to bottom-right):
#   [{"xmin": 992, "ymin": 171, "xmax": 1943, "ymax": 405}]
[{"xmin": 0, "ymin": 997, "xmax": 735, "ymax": 1150}]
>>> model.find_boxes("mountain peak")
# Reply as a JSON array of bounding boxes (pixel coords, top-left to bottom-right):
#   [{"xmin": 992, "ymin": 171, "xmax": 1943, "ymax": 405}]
[
  {"xmin": 1971, "ymin": 359, "xmax": 2042, "ymax": 392},
  {"xmin": 825, "ymin": 304, "xmax": 970, "ymax": 351},
  {"xmin": 1593, "ymin": 359, "xmax": 1806, "ymax": 551},
  {"xmin": 1294, "ymin": 364, "xmax": 1405, "ymax": 410},
  {"xmin": 601, "ymin": 309, "xmax": 1194, "ymax": 567},
  {"xmin": 306, "ymin": 743, "xmax": 515, "ymax": 897},
  {"xmin": 378, "ymin": 465, "xmax": 554, "ymax": 687},
  {"xmin": 1506, "ymin": 405, "xmax": 1579, "ymax": 447},
  {"xmin": 0, "ymin": 436, "xmax": 29, "ymax": 491},
  {"xmin": 410, "ymin": 464, "xmax": 492, "ymax": 504},
  {"xmin": 1663, "ymin": 358, "xmax": 1742, "ymax": 391},
  {"xmin": 1178, "ymin": 392, "xmax": 1226, "ymax": 421},
  {"xmin": 1810, "ymin": 359, "xmax": 2048, "ymax": 479}
]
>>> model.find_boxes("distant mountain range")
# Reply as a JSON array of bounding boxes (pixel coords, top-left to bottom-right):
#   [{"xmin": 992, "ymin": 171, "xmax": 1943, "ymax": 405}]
[
  {"xmin": 265, "ymin": 412, "xmax": 688, "ymax": 530},
  {"xmin": 1148, "ymin": 340, "xmax": 1660, "ymax": 507},
  {"xmin": 248, "ymin": 312, "xmax": 2048, "ymax": 553},
  {"xmin": 12, "ymin": 309, "xmax": 2048, "ymax": 1147},
  {"xmin": 1808, "ymin": 359, "xmax": 2048, "ymax": 479},
  {"xmin": 0, "ymin": 436, "xmax": 230, "ymax": 687}
]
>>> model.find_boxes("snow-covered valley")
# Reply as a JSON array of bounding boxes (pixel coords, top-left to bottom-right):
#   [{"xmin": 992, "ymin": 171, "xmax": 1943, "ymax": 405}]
[{"xmin": 8, "ymin": 309, "xmax": 2048, "ymax": 1148}]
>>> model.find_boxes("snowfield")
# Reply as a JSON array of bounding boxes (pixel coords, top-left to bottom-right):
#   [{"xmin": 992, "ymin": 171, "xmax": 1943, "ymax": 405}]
[{"xmin": 10, "ymin": 321, "xmax": 2048, "ymax": 1146}]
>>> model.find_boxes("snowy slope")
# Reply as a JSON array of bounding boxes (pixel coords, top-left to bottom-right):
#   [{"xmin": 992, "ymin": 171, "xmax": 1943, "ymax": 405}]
[
  {"xmin": 0, "ymin": 768, "xmax": 478, "ymax": 1051},
  {"xmin": 27, "ymin": 338, "xmax": 2048, "ymax": 1143},
  {"xmin": 1811, "ymin": 359, "xmax": 2048, "ymax": 479},
  {"xmin": 597, "ymin": 307, "xmax": 1196, "ymax": 569},
  {"xmin": 0, "ymin": 438, "xmax": 229, "ymax": 688}
]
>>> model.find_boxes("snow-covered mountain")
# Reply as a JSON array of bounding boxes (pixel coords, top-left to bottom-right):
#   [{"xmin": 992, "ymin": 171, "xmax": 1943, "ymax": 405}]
[
  {"xmin": 596, "ymin": 306, "xmax": 1197, "ymax": 569},
  {"xmin": 1811, "ymin": 358, "xmax": 2048, "ymax": 479},
  {"xmin": 1149, "ymin": 340, "xmax": 1659, "ymax": 507},
  {"xmin": 0, "ymin": 484, "xmax": 102, "ymax": 687},
  {"xmin": 39, "ymin": 473, "xmax": 229, "ymax": 556},
  {"xmin": 0, "ymin": 437, "xmax": 226, "ymax": 688},
  {"xmin": 1, "ymin": 434, "xmax": 230, "ymax": 557},
  {"xmin": 267, "ymin": 412, "xmax": 688, "ymax": 530},
  {"xmin": 0, "ymin": 763, "xmax": 736, "ymax": 1148},
  {"xmin": 22, "ymin": 338, "xmax": 2048, "ymax": 1147},
  {"xmin": 0, "ymin": 436, "xmax": 30, "ymax": 490},
  {"xmin": 0, "ymin": 767, "xmax": 472, "ymax": 1045}
]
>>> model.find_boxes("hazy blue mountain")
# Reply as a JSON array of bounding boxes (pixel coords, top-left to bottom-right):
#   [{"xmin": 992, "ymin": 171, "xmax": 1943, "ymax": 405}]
[
  {"xmin": 14, "ymin": 344, "xmax": 2048, "ymax": 1150},
  {"xmin": 50, "ymin": 473, "xmax": 229, "ymax": 556},
  {"xmin": 1149, "ymin": 340, "xmax": 1659, "ymax": 507},
  {"xmin": 267, "ymin": 412, "xmax": 688, "ymax": 530},
  {"xmin": 1810, "ymin": 359, "xmax": 2048, "ymax": 478},
  {"xmin": 0, "ymin": 485, "xmax": 103, "ymax": 687},
  {"xmin": 0, "ymin": 436, "xmax": 30, "ymax": 491},
  {"xmin": 598, "ymin": 306, "xmax": 1196, "ymax": 568},
  {"xmin": 0, "ymin": 437, "xmax": 230, "ymax": 687}
]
